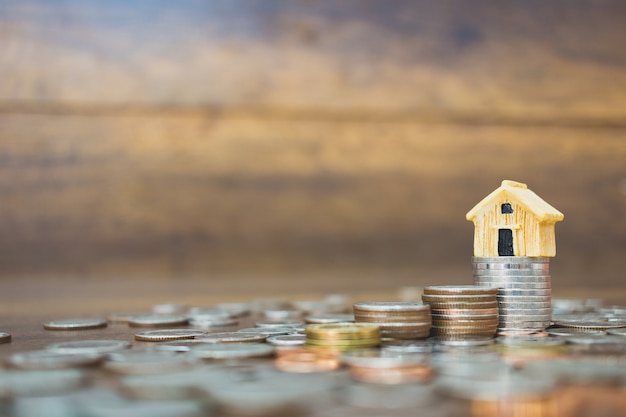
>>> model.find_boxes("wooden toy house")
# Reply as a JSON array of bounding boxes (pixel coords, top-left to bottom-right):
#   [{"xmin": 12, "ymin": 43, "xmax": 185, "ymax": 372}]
[{"xmin": 466, "ymin": 180, "xmax": 564, "ymax": 257}]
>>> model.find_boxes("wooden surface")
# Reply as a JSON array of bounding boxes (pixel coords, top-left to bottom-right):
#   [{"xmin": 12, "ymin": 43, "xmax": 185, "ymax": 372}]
[{"xmin": 0, "ymin": 1, "xmax": 625, "ymax": 293}]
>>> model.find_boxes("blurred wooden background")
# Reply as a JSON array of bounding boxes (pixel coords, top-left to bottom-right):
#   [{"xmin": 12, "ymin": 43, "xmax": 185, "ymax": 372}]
[{"xmin": 0, "ymin": 0, "xmax": 625, "ymax": 302}]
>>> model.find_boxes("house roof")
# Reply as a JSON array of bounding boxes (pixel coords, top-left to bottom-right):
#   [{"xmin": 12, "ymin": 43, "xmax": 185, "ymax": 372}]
[{"xmin": 466, "ymin": 180, "xmax": 564, "ymax": 223}]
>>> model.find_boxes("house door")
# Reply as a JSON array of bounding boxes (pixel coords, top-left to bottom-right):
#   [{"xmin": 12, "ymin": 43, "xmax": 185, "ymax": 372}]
[{"xmin": 498, "ymin": 228, "xmax": 514, "ymax": 256}]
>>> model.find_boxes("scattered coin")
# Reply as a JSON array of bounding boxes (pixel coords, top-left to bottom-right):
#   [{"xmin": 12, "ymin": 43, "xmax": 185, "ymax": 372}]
[
  {"xmin": 237, "ymin": 327, "xmax": 294, "ymax": 337},
  {"xmin": 266, "ymin": 334, "xmax": 306, "ymax": 347},
  {"xmin": 255, "ymin": 321, "xmax": 305, "ymax": 328},
  {"xmin": 46, "ymin": 340, "xmax": 131, "ymax": 354},
  {"xmin": 104, "ymin": 350, "xmax": 199, "ymax": 374},
  {"xmin": 127, "ymin": 315, "xmax": 189, "ymax": 328},
  {"xmin": 6, "ymin": 350, "xmax": 104, "ymax": 369},
  {"xmin": 106, "ymin": 312, "xmax": 147, "ymax": 323},
  {"xmin": 43, "ymin": 318, "xmax": 108, "ymax": 330},
  {"xmin": 155, "ymin": 339, "xmax": 218, "ymax": 352},
  {"xmin": 545, "ymin": 327, "xmax": 605, "ymax": 337},
  {"xmin": 199, "ymin": 331, "xmax": 268, "ymax": 344},
  {"xmin": 190, "ymin": 343, "xmax": 275, "ymax": 360},
  {"xmin": 0, "ymin": 332, "xmax": 11, "ymax": 344},
  {"xmin": 135, "ymin": 329, "xmax": 207, "ymax": 342}
]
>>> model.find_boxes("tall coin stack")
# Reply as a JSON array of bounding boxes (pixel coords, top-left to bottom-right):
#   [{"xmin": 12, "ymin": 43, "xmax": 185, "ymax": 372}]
[
  {"xmin": 472, "ymin": 256, "xmax": 552, "ymax": 335},
  {"xmin": 353, "ymin": 302, "xmax": 432, "ymax": 340},
  {"xmin": 422, "ymin": 286, "xmax": 499, "ymax": 340}
]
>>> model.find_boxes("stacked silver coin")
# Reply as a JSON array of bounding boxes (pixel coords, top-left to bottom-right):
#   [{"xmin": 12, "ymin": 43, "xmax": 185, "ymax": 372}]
[{"xmin": 473, "ymin": 256, "xmax": 551, "ymax": 334}]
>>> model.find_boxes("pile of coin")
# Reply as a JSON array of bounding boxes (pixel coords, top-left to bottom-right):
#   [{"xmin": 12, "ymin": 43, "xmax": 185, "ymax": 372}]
[
  {"xmin": 422, "ymin": 286, "xmax": 499, "ymax": 340},
  {"xmin": 473, "ymin": 256, "xmax": 552, "ymax": 335},
  {"xmin": 352, "ymin": 302, "xmax": 431, "ymax": 340},
  {"xmin": 304, "ymin": 323, "xmax": 381, "ymax": 352}
]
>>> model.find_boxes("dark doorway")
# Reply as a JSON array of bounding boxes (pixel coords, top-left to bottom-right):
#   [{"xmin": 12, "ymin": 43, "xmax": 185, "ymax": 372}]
[{"xmin": 498, "ymin": 229, "xmax": 514, "ymax": 256}]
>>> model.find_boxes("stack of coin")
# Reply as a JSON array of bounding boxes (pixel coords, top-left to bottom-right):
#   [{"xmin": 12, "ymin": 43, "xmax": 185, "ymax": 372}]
[
  {"xmin": 422, "ymin": 286, "xmax": 499, "ymax": 340},
  {"xmin": 472, "ymin": 256, "xmax": 552, "ymax": 334},
  {"xmin": 352, "ymin": 302, "xmax": 431, "ymax": 340},
  {"xmin": 304, "ymin": 323, "xmax": 381, "ymax": 352}
]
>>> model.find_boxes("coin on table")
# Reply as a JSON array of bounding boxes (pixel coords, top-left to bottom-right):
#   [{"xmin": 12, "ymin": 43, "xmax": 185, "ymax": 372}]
[
  {"xmin": 353, "ymin": 302, "xmax": 431, "ymax": 313},
  {"xmin": 0, "ymin": 332, "xmax": 11, "ymax": 344},
  {"xmin": 553, "ymin": 320, "xmax": 626, "ymax": 331},
  {"xmin": 190, "ymin": 343, "xmax": 275, "ymax": 360},
  {"xmin": 266, "ymin": 334, "xmax": 307, "ymax": 347},
  {"xmin": 46, "ymin": 340, "xmax": 131, "ymax": 354},
  {"xmin": 199, "ymin": 332, "xmax": 268, "ymax": 344},
  {"xmin": 189, "ymin": 317, "xmax": 239, "ymax": 328},
  {"xmin": 545, "ymin": 327, "xmax": 605, "ymax": 337},
  {"xmin": 152, "ymin": 303, "xmax": 188, "ymax": 315},
  {"xmin": 237, "ymin": 327, "xmax": 294, "ymax": 337},
  {"xmin": 127, "ymin": 315, "xmax": 189, "ymax": 328},
  {"xmin": 155, "ymin": 339, "xmax": 218, "ymax": 352},
  {"xmin": 104, "ymin": 350, "xmax": 199, "ymax": 374},
  {"xmin": 255, "ymin": 321, "xmax": 305, "ymax": 328},
  {"xmin": 135, "ymin": 329, "xmax": 207, "ymax": 342},
  {"xmin": 431, "ymin": 337, "xmax": 495, "ymax": 347},
  {"xmin": 43, "ymin": 318, "xmax": 108, "ymax": 330},
  {"xmin": 5, "ymin": 350, "xmax": 104, "ymax": 369}
]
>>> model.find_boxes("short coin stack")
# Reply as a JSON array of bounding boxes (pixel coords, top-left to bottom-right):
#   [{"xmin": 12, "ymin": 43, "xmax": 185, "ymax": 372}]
[
  {"xmin": 304, "ymin": 323, "xmax": 381, "ymax": 352},
  {"xmin": 473, "ymin": 256, "xmax": 552, "ymax": 335},
  {"xmin": 352, "ymin": 302, "xmax": 431, "ymax": 340},
  {"xmin": 422, "ymin": 286, "xmax": 499, "ymax": 340}
]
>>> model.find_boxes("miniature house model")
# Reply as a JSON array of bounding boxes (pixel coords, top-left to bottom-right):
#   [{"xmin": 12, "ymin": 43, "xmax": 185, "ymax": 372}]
[{"xmin": 466, "ymin": 180, "xmax": 564, "ymax": 257}]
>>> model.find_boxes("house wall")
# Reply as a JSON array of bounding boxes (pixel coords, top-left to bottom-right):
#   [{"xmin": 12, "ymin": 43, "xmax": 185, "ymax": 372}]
[{"xmin": 471, "ymin": 198, "xmax": 558, "ymax": 257}]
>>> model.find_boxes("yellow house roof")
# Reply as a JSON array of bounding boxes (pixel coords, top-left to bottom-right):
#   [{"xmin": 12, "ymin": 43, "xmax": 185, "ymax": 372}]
[{"xmin": 466, "ymin": 180, "xmax": 564, "ymax": 223}]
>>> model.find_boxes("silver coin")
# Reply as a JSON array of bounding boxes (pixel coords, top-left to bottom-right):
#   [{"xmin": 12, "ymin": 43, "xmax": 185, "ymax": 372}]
[
  {"xmin": 135, "ymin": 329, "xmax": 207, "ymax": 342},
  {"xmin": 43, "ymin": 318, "xmax": 108, "ymax": 330},
  {"xmin": 381, "ymin": 340, "xmax": 434, "ymax": 353},
  {"xmin": 498, "ymin": 314, "xmax": 552, "ymax": 322},
  {"xmin": 0, "ymin": 332, "xmax": 11, "ymax": 344},
  {"xmin": 553, "ymin": 320, "xmax": 626, "ymax": 330},
  {"xmin": 497, "ymin": 295, "xmax": 551, "ymax": 302},
  {"xmin": 155, "ymin": 340, "xmax": 218, "ymax": 352},
  {"xmin": 237, "ymin": 327, "xmax": 294, "ymax": 336},
  {"xmin": 472, "ymin": 256, "xmax": 550, "ymax": 263},
  {"xmin": 499, "ymin": 308, "xmax": 552, "ymax": 315},
  {"xmin": 128, "ymin": 315, "xmax": 189, "ymax": 328},
  {"xmin": 497, "ymin": 289, "xmax": 551, "ymax": 297},
  {"xmin": 607, "ymin": 328, "xmax": 626, "ymax": 337},
  {"xmin": 473, "ymin": 281, "xmax": 551, "ymax": 290},
  {"xmin": 497, "ymin": 301, "xmax": 552, "ymax": 309},
  {"xmin": 340, "ymin": 348, "xmax": 427, "ymax": 367},
  {"xmin": 474, "ymin": 276, "xmax": 551, "ymax": 283},
  {"xmin": 304, "ymin": 314, "xmax": 355, "ymax": 324},
  {"xmin": 199, "ymin": 332, "xmax": 267, "ymax": 343},
  {"xmin": 189, "ymin": 317, "xmax": 239, "ymax": 328},
  {"xmin": 353, "ymin": 302, "xmax": 430, "ymax": 312},
  {"xmin": 472, "ymin": 269, "xmax": 550, "ymax": 278},
  {"xmin": 432, "ymin": 337, "xmax": 495, "ymax": 347},
  {"xmin": 423, "ymin": 285, "xmax": 499, "ymax": 295},
  {"xmin": 46, "ymin": 340, "xmax": 131, "ymax": 354},
  {"xmin": 497, "ymin": 323, "xmax": 550, "ymax": 330},
  {"xmin": 6, "ymin": 350, "xmax": 104, "ymax": 369},
  {"xmin": 266, "ymin": 334, "xmax": 306, "ymax": 346},
  {"xmin": 545, "ymin": 327, "xmax": 605, "ymax": 337},
  {"xmin": 190, "ymin": 343, "xmax": 275, "ymax": 359},
  {"xmin": 104, "ymin": 350, "xmax": 199, "ymax": 374}
]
